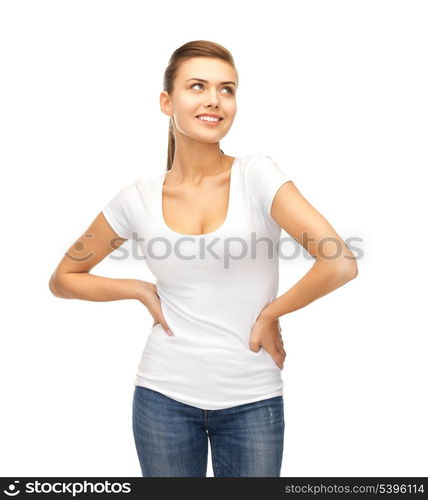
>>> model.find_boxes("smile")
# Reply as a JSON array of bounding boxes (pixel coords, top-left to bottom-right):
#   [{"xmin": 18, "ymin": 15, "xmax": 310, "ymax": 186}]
[{"xmin": 196, "ymin": 115, "xmax": 223, "ymax": 126}]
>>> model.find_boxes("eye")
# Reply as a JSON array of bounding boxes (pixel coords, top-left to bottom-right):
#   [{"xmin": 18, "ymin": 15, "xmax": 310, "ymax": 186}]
[
  {"xmin": 190, "ymin": 83, "xmax": 235, "ymax": 95},
  {"xmin": 222, "ymin": 86, "xmax": 235, "ymax": 95}
]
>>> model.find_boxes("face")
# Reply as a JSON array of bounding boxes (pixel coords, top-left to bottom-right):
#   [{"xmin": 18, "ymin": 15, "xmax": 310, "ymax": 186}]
[{"xmin": 160, "ymin": 57, "xmax": 238, "ymax": 145}]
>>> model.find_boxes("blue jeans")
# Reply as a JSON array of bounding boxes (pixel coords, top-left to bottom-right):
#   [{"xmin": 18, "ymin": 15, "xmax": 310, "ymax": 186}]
[{"xmin": 132, "ymin": 385, "xmax": 285, "ymax": 477}]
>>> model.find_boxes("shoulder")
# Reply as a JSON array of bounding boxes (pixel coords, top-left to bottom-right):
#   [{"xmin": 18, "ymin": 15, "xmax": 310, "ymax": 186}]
[
  {"xmin": 114, "ymin": 175, "xmax": 159, "ymax": 198},
  {"xmin": 104, "ymin": 171, "xmax": 164, "ymax": 209},
  {"xmin": 241, "ymin": 152, "xmax": 289, "ymax": 186},
  {"xmin": 105, "ymin": 179, "xmax": 138, "ymax": 202},
  {"xmin": 239, "ymin": 152, "xmax": 280, "ymax": 175},
  {"xmin": 239, "ymin": 152, "xmax": 268, "ymax": 167},
  {"xmin": 241, "ymin": 152, "xmax": 293, "ymax": 215},
  {"xmin": 103, "ymin": 178, "xmax": 144, "ymax": 213}
]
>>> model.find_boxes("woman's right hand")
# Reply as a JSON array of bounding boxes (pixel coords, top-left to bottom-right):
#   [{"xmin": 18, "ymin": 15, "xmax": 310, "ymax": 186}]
[{"xmin": 134, "ymin": 280, "xmax": 174, "ymax": 336}]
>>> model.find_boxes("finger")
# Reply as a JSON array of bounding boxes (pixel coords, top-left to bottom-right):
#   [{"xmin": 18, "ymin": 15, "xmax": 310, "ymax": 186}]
[
  {"xmin": 160, "ymin": 320, "xmax": 174, "ymax": 336},
  {"xmin": 275, "ymin": 340, "xmax": 285, "ymax": 352},
  {"xmin": 280, "ymin": 347, "xmax": 286, "ymax": 361},
  {"xmin": 249, "ymin": 341, "xmax": 262, "ymax": 352},
  {"xmin": 264, "ymin": 345, "xmax": 284, "ymax": 370}
]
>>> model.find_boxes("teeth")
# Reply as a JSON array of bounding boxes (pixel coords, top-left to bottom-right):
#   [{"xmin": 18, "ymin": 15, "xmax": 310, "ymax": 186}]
[{"xmin": 197, "ymin": 116, "xmax": 220, "ymax": 122}]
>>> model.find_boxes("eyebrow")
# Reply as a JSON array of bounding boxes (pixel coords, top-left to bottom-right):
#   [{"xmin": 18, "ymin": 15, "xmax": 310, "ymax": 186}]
[{"xmin": 186, "ymin": 78, "xmax": 237, "ymax": 86}]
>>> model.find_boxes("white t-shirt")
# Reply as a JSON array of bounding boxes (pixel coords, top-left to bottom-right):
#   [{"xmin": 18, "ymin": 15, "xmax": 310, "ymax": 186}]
[{"xmin": 102, "ymin": 153, "xmax": 292, "ymax": 410}]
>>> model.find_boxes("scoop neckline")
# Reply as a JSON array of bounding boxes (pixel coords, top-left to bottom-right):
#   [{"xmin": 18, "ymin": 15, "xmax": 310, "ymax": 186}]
[{"xmin": 159, "ymin": 156, "xmax": 240, "ymax": 238}]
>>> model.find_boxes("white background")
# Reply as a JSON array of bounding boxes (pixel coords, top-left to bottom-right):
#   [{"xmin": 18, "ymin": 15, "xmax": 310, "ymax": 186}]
[{"xmin": 1, "ymin": 0, "xmax": 426, "ymax": 477}]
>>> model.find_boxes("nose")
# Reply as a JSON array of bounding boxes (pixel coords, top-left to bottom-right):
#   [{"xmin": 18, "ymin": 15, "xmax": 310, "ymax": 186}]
[{"xmin": 205, "ymin": 87, "xmax": 220, "ymax": 108}]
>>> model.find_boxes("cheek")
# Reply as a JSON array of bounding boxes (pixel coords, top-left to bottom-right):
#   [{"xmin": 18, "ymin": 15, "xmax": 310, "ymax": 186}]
[
  {"xmin": 172, "ymin": 103, "xmax": 201, "ymax": 134},
  {"xmin": 174, "ymin": 100, "xmax": 200, "ymax": 123},
  {"xmin": 224, "ymin": 100, "xmax": 237, "ymax": 117}
]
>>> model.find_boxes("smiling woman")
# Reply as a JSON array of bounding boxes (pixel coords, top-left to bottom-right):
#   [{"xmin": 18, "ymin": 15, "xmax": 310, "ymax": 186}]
[
  {"xmin": 49, "ymin": 39, "xmax": 357, "ymax": 479},
  {"xmin": 160, "ymin": 43, "xmax": 239, "ymax": 171}
]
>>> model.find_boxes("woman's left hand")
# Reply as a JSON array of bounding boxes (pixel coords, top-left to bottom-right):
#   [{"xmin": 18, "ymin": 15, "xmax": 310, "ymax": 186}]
[{"xmin": 248, "ymin": 313, "xmax": 286, "ymax": 370}]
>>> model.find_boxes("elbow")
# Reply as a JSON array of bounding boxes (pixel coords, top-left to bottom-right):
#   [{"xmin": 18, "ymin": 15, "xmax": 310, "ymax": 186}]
[
  {"xmin": 341, "ymin": 258, "xmax": 358, "ymax": 282},
  {"xmin": 49, "ymin": 274, "xmax": 62, "ymax": 298},
  {"xmin": 48, "ymin": 276, "xmax": 58, "ymax": 296}
]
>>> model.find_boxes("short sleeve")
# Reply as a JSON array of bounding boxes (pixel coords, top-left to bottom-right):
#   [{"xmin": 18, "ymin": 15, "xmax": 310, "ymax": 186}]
[
  {"xmin": 102, "ymin": 183, "xmax": 136, "ymax": 240},
  {"xmin": 247, "ymin": 154, "xmax": 292, "ymax": 216}
]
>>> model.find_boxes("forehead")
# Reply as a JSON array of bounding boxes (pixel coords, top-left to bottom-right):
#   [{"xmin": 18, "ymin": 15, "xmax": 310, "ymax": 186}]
[{"xmin": 176, "ymin": 57, "xmax": 236, "ymax": 83}]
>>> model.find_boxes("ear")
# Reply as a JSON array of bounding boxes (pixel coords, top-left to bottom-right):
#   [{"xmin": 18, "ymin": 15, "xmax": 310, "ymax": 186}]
[{"xmin": 160, "ymin": 90, "xmax": 172, "ymax": 117}]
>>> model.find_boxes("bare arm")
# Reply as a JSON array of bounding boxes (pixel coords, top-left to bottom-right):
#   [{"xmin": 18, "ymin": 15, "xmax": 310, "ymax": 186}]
[
  {"xmin": 49, "ymin": 212, "xmax": 146, "ymax": 301},
  {"xmin": 260, "ymin": 181, "xmax": 358, "ymax": 321},
  {"xmin": 49, "ymin": 212, "xmax": 174, "ymax": 335},
  {"xmin": 249, "ymin": 180, "xmax": 358, "ymax": 369},
  {"xmin": 49, "ymin": 273, "xmax": 144, "ymax": 302}
]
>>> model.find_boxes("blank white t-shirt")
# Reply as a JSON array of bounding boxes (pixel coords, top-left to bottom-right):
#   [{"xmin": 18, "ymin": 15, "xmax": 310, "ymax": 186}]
[{"xmin": 102, "ymin": 153, "xmax": 292, "ymax": 410}]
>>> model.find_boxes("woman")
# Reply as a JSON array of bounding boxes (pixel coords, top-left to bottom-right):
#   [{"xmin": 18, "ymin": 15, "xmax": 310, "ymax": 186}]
[{"xmin": 49, "ymin": 40, "xmax": 358, "ymax": 477}]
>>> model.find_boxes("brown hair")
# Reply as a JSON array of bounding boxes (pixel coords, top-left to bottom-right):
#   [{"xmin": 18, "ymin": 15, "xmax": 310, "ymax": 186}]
[{"xmin": 162, "ymin": 40, "xmax": 238, "ymax": 171}]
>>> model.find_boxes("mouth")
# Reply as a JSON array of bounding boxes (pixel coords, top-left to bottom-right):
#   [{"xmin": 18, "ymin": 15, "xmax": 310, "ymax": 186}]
[{"xmin": 195, "ymin": 114, "xmax": 224, "ymax": 126}]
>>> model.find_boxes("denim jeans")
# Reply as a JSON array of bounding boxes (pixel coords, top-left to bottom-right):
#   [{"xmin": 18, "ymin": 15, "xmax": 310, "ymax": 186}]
[{"xmin": 132, "ymin": 385, "xmax": 285, "ymax": 477}]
